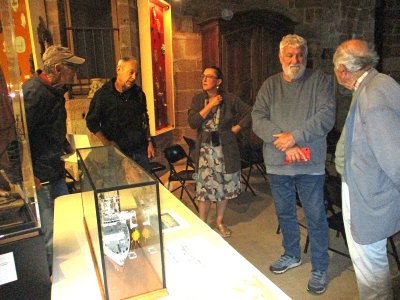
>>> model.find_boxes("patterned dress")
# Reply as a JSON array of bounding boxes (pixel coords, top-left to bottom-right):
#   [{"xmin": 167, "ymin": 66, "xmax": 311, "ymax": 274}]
[{"xmin": 196, "ymin": 107, "xmax": 241, "ymax": 202}]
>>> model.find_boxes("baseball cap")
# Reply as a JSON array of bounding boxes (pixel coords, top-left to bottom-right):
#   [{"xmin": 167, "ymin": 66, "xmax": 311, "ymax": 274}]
[{"xmin": 42, "ymin": 45, "xmax": 85, "ymax": 66}]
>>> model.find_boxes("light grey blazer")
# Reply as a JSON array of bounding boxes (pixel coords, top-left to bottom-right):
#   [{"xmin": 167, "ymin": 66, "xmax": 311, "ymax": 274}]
[{"xmin": 344, "ymin": 68, "xmax": 400, "ymax": 244}]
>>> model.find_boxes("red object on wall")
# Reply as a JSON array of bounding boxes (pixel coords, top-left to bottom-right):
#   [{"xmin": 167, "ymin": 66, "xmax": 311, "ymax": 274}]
[
  {"xmin": 149, "ymin": 3, "xmax": 168, "ymax": 130},
  {"xmin": 0, "ymin": 0, "xmax": 33, "ymax": 85}
]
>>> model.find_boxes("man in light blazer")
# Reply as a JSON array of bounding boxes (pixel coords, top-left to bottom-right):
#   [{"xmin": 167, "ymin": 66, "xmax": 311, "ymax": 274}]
[{"xmin": 333, "ymin": 39, "xmax": 400, "ymax": 299}]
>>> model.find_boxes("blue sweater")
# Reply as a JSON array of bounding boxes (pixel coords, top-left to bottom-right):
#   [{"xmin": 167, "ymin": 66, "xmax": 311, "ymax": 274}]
[{"xmin": 252, "ymin": 69, "xmax": 336, "ymax": 175}]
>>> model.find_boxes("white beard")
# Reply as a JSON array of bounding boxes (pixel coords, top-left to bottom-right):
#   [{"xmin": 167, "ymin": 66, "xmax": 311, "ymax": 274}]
[{"xmin": 282, "ymin": 63, "xmax": 306, "ymax": 81}]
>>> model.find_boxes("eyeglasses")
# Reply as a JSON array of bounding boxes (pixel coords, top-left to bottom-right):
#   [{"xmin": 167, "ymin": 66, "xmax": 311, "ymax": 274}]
[
  {"xmin": 201, "ymin": 74, "xmax": 218, "ymax": 80},
  {"xmin": 62, "ymin": 62, "xmax": 78, "ymax": 71}
]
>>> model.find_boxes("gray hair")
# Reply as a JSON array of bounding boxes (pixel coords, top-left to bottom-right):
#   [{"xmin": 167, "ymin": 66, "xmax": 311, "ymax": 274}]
[
  {"xmin": 117, "ymin": 57, "xmax": 137, "ymax": 69},
  {"xmin": 279, "ymin": 34, "xmax": 308, "ymax": 57},
  {"xmin": 43, "ymin": 63, "xmax": 56, "ymax": 74},
  {"xmin": 333, "ymin": 40, "xmax": 379, "ymax": 72}
]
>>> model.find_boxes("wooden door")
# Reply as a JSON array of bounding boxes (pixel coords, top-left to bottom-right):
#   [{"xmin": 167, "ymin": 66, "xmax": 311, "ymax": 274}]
[
  {"xmin": 200, "ymin": 10, "xmax": 295, "ymax": 105},
  {"xmin": 221, "ymin": 26, "xmax": 255, "ymax": 105}
]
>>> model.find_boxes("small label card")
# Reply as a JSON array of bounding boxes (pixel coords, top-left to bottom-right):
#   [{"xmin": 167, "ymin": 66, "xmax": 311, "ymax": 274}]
[{"xmin": 0, "ymin": 252, "xmax": 18, "ymax": 285}]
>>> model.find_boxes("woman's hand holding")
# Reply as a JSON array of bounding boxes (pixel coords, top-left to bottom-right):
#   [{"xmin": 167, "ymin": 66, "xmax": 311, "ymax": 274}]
[{"xmin": 208, "ymin": 94, "xmax": 223, "ymax": 108}]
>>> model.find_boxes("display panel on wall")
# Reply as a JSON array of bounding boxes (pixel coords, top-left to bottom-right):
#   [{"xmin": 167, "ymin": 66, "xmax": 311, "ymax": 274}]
[
  {"xmin": 0, "ymin": 1, "xmax": 49, "ymax": 297},
  {"xmin": 0, "ymin": 0, "xmax": 33, "ymax": 84},
  {"xmin": 138, "ymin": 0, "xmax": 175, "ymax": 136},
  {"xmin": 0, "ymin": 0, "xmax": 38, "ymax": 229}
]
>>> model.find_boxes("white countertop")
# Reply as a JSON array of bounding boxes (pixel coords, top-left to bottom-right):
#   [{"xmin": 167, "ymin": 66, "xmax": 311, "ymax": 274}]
[{"xmin": 52, "ymin": 185, "xmax": 290, "ymax": 300}]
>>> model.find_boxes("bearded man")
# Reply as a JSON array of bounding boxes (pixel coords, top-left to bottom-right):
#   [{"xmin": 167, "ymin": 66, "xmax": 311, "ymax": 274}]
[{"xmin": 252, "ymin": 34, "xmax": 336, "ymax": 294}]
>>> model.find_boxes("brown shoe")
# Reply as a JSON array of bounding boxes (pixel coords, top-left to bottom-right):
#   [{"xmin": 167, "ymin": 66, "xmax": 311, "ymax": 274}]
[{"xmin": 216, "ymin": 224, "xmax": 232, "ymax": 238}]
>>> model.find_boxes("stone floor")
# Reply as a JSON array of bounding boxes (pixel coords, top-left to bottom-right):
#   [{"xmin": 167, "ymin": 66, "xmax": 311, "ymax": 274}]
[{"xmin": 158, "ymin": 166, "xmax": 400, "ymax": 300}]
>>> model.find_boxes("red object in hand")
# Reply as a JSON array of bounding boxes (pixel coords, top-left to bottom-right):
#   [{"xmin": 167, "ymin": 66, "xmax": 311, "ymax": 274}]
[{"xmin": 284, "ymin": 147, "xmax": 311, "ymax": 164}]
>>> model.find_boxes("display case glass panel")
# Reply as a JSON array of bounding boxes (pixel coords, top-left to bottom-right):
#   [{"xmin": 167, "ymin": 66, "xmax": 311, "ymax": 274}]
[
  {"xmin": 77, "ymin": 146, "xmax": 166, "ymax": 300},
  {"xmin": 0, "ymin": 0, "xmax": 39, "ymax": 240}
]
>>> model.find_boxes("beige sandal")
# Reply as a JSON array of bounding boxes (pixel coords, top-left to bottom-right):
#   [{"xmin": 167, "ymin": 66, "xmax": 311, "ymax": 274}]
[{"xmin": 216, "ymin": 224, "xmax": 232, "ymax": 238}]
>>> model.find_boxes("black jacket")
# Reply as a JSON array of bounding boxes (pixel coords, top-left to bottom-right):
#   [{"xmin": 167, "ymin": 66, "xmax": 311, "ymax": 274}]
[
  {"xmin": 86, "ymin": 79, "xmax": 151, "ymax": 153},
  {"xmin": 22, "ymin": 72, "xmax": 69, "ymax": 182}
]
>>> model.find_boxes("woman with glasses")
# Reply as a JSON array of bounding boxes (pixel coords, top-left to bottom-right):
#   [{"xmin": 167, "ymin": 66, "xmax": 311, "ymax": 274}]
[{"xmin": 188, "ymin": 66, "xmax": 252, "ymax": 237}]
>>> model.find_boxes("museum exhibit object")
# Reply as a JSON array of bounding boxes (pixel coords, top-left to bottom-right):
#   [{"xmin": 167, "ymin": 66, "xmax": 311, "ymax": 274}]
[
  {"xmin": 77, "ymin": 146, "xmax": 167, "ymax": 300},
  {"xmin": 138, "ymin": 0, "xmax": 175, "ymax": 135}
]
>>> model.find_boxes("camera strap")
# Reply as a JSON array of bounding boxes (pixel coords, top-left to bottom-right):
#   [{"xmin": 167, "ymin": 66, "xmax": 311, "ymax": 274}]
[
  {"xmin": 213, "ymin": 106, "xmax": 221, "ymax": 129},
  {"xmin": 204, "ymin": 98, "xmax": 221, "ymax": 130}
]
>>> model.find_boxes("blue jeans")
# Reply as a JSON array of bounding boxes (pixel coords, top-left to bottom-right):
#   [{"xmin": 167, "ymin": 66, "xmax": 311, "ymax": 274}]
[
  {"xmin": 342, "ymin": 182, "xmax": 393, "ymax": 299},
  {"xmin": 268, "ymin": 174, "xmax": 329, "ymax": 271},
  {"xmin": 37, "ymin": 177, "xmax": 69, "ymax": 269}
]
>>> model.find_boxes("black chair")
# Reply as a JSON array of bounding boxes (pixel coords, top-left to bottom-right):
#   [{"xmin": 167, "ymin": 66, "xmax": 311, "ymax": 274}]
[
  {"xmin": 149, "ymin": 161, "xmax": 166, "ymax": 186},
  {"xmin": 239, "ymin": 142, "xmax": 267, "ymax": 196},
  {"xmin": 65, "ymin": 169, "xmax": 78, "ymax": 193},
  {"xmin": 163, "ymin": 144, "xmax": 198, "ymax": 211},
  {"xmin": 303, "ymin": 173, "xmax": 349, "ymax": 257},
  {"xmin": 303, "ymin": 173, "xmax": 400, "ymax": 270},
  {"xmin": 326, "ymin": 127, "xmax": 341, "ymax": 163},
  {"xmin": 183, "ymin": 136, "xmax": 196, "ymax": 170}
]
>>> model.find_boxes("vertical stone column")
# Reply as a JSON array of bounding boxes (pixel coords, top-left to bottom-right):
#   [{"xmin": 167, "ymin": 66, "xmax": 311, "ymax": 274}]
[
  {"xmin": 44, "ymin": 0, "xmax": 62, "ymax": 45},
  {"xmin": 116, "ymin": 0, "xmax": 139, "ymax": 58},
  {"xmin": 172, "ymin": 30, "xmax": 202, "ymax": 142}
]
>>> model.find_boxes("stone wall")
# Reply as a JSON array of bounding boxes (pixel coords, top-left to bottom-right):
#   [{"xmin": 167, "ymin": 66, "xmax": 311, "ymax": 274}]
[
  {"xmin": 117, "ymin": 0, "xmax": 140, "ymax": 58},
  {"xmin": 172, "ymin": 30, "xmax": 202, "ymax": 142},
  {"xmin": 285, "ymin": 1, "xmax": 376, "ymax": 130},
  {"xmin": 54, "ymin": 0, "xmax": 400, "ymax": 156},
  {"xmin": 382, "ymin": 1, "xmax": 400, "ymax": 82},
  {"xmin": 171, "ymin": 0, "xmax": 393, "ymax": 132},
  {"xmin": 65, "ymin": 98, "xmax": 100, "ymax": 146},
  {"xmin": 44, "ymin": 0, "xmax": 62, "ymax": 45}
]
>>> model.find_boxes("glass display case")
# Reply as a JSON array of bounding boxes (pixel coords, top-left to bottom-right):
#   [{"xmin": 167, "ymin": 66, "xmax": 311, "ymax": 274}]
[
  {"xmin": 0, "ymin": 1, "xmax": 50, "ymax": 299},
  {"xmin": 0, "ymin": 0, "xmax": 39, "ymax": 241},
  {"xmin": 77, "ymin": 146, "xmax": 167, "ymax": 300}
]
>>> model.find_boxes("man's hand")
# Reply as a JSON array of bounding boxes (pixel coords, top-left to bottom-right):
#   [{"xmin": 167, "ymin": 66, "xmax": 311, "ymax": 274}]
[
  {"xmin": 285, "ymin": 146, "xmax": 309, "ymax": 163},
  {"xmin": 34, "ymin": 176, "xmax": 42, "ymax": 191},
  {"xmin": 148, "ymin": 142, "xmax": 155, "ymax": 159},
  {"xmin": 273, "ymin": 132, "xmax": 295, "ymax": 152},
  {"xmin": 231, "ymin": 124, "xmax": 241, "ymax": 134},
  {"xmin": 65, "ymin": 144, "xmax": 76, "ymax": 155}
]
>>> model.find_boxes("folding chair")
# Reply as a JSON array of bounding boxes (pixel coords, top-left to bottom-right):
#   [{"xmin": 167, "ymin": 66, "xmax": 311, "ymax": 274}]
[
  {"xmin": 303, "ymin": 172, "xmax": 349, "ymax": 257},
  {"xmin": 183, "ymin": 136, "xmax": 196, "ymax": 168},
  {"xmin": 149, "ymin": 161, "xmax": 166, "ymax": 186},
  {"xmin": 239, "ymin": 142, "xmax": 267, "ymax": 196},
  {"xmin": 65, "ymin": 168, "xmax": 79, "ymax": 193},
  {"xmin": 163, "ymin": 144, "xmax": 198, "ymax": 211},
  {"xmin": 304, "ymin": 173, "xmax": 400, "ymax": 268}
]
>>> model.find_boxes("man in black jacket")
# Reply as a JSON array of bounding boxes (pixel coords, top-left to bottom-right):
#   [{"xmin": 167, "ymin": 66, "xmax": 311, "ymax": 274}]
[
  {"xmin": 22, "ymin": 45, "xmax": 85, "ymax": 272},
  {"xmin": 86, "ymin": 57, "xmax": 154, "ymax": 171}
]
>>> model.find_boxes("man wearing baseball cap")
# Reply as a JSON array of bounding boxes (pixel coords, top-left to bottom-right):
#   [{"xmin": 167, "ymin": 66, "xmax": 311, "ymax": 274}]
[{"xmin": 22, "ymin": 45, "xmax": 85, "ymax": 275}]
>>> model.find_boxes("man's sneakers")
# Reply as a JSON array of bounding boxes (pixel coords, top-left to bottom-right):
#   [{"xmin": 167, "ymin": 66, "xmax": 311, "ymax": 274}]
[
  {"xmin": 270, "ymin": 256, "xmax": 327, "ymax": 295},
  {"xmin": 307, "ymin": 270, "xmax": 327, "ymax": 294},
  {"xmin": 269, "ymin": 255, "xmax": 302, "ymax": 274}
]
